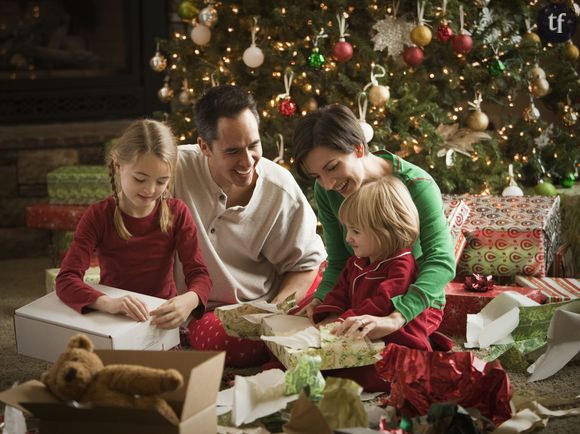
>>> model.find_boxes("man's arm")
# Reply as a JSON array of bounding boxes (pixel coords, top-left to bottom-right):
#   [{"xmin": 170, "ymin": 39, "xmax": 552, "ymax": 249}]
[{"xmin": 270, "ymin": 268, "xmax": 319, "ymax": 304}]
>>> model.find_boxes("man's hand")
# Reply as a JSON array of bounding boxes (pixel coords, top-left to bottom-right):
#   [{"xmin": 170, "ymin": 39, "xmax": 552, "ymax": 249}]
[
  {"xmin": 331, "ymin": 311, "xmax": 406, "ymax": 340},
  {"xmin": 150, "ymin": 292, "xmax": 200, "ymax": 329}
]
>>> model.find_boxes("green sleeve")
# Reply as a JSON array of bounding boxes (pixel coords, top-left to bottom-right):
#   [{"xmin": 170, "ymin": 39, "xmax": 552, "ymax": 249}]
[
  {"xmin": 313, "ymin": 182, "xmax": 352, "ymax": 300},
  {"xmin": 391, "ymin": 178, "xmax": 455, "ymax": 322}
]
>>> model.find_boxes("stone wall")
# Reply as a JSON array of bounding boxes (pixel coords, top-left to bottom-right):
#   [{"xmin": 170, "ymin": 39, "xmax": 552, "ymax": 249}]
[{"xmin": 0, "ymin": 120, "xmax": 133, "ymax": 259}]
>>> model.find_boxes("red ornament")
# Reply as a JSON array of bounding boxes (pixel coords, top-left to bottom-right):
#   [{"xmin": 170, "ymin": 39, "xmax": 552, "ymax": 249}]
[
  {"xmin": 278, "ymin": 97, "xmax": 297, "ymax": 117},
  {"xmin": 332, "ymin": 41, "xmax": 353, "ymax": 63},
  {"xmin": 402, "ymin": 46, "xmax": 424, "ymax": 67},
  {"xmin": 437, "ymin": 21, "xmax": 453, "ymax": 43},
  {"xmin": 452, "ymin": 34, "xmax": 473, "ymax": 54}
]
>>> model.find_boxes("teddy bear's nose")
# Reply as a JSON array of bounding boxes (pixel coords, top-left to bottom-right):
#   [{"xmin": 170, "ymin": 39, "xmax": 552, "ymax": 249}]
[{"xmin": 64, "ymin": 367, "xmax": 77, "ymax": 382}]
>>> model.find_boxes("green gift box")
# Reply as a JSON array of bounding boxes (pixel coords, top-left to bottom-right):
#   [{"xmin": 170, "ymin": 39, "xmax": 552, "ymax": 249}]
[
  {"xmin": 45, "ymin": 267, "xmax": 101, "ymax": 293},
  {"xmin": 47, "ymin": 165, "xmax": 110, "ymax": 205}
]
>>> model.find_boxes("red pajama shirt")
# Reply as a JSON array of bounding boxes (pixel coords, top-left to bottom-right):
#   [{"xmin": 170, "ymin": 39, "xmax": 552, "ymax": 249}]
[{"xmin": 313, "ymin": 249, "xmax": 443, "ymax": 391}]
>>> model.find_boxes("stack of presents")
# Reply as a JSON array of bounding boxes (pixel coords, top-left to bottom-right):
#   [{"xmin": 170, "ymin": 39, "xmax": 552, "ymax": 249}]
[{"xmin": 3, "ymin": 168, "xmax": 579, "ymax": 433}]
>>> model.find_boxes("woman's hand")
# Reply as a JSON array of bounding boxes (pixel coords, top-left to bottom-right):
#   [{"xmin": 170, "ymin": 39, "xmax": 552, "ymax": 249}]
[
  {"xmin": 294, "ymin": 298, "xmax": 323, "ymax": 324},
  {"xmin": 332, "ymin": 312, "xmax": 406, "ymax": 340},
  {"xmin": 92, "ymin": 295, "xmax": 149, "ymax": 322},
  {"xmin": 150, "ymin": 292, "xmax": 200, "ymax": 329}
]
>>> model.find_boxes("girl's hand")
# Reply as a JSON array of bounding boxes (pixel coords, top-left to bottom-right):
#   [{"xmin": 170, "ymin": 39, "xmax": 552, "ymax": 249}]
[
  {"xmin": 93, "ymin": 295, "xmax": 149, "ymax": 322},
  {"xmin": 150, "ymin": 292, "xmax": 200, "ymax": 329},
  {"xmin": 294, "ymin": 298, "xmax": 323, "ymax": 324},
  {"xmin": 332, "ymin": 312, "xmax": 406, "ymax": 340}
]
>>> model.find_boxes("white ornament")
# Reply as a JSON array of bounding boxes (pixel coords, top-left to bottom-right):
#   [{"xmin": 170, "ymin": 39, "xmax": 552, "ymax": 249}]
[
  {"xmin": 371, "ymin": 15, "xmax": 414, "ymax": 58},
  {"xmin": 191, "ymin": 24, "xmax": 211, "ymax": 46},
  {"xmin": 243, "ymin": 45, "xmax": 264, "ymax": 68},
  {"xmin": 360, "ymin": 121, "xmax": 374, "ymax": 143},
  {"xmin": 502, "ymin": 164, "xmax": 524, "ymax": 197}
]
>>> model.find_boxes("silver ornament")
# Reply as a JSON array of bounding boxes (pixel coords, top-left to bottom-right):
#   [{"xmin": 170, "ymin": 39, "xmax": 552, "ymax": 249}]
[
  {"xmin": 149, "ymin": 51, "xmax": 167, "ymax": 72},
  {"xmin": 158, "ymin": 83, "xmax": 174, "ymax": 103},
  {"xmin": 523, "ymin": 102, "xmax": 540, "ymax": 122},
  {"xmin": 562, "ymin": 107, "xmax": 578, "ymax": 126},
  {"xmin": 198, "ymin": 5, "xmax": 218, "ymax": 28},
  {"xmin": 178, "ymin": 89, "xmax": 194, "ymax": 105}
]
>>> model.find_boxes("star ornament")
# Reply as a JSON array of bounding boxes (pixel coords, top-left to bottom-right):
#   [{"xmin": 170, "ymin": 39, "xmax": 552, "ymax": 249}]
[{"xmin": 371, "ymin": 15, "xmax": 414, "ymax": 58}]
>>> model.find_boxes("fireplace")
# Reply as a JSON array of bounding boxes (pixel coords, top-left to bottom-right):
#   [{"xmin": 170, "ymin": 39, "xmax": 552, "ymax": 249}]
[{"xmin": 0, "ymin": 0, "xmax": 168, "ymax": 123}]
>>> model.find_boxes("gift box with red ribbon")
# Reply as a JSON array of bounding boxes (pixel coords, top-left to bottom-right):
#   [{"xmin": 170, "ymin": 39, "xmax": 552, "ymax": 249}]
[
  {"xmin": 514, "ymin": 275, "xmax": 580, "ymax": 303},
  {"xmin": 443, "ymin": 195, "xmax": 561, "ymax": 278},
  {"xmin": 440, "ymin": 280, "xmax": 547, "ymax": 337},
  {"xmin": 26, "ymin": 203, "xmax": 88, "ymax": 231}
]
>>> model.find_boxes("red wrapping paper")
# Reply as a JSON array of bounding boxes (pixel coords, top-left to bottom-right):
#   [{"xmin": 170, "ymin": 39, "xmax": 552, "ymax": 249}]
[
  {"xmin": 376, "ymin": 344, "xmax": 512, "ymax": 426},
  {"xmin": 440, "ymin": 282, "xmax": 546, "ymax": 337},
  {"xmin": 26, "ymin": 203, "xmax": 88, "ymax": 231}
]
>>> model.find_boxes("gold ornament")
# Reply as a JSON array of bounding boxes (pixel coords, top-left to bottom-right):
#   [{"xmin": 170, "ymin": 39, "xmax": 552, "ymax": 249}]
[
  {"xmin": 149, "ymin": 51, "xmax": 167, "ymax": 72},
  {"xmin": 523, "ymin": 101, "xmax": 541, "ymax": 123},
  {"xmin": 529, "ymin": 65, "xmax": 546, "ymax": 81},
  {"xmin": 466, "ymin": 110, "xmax": 489, "ymax": 131},
  {"xmin": 157, "ymin": 82, "xmax": 174, "ymax": 103},
  {"xmin": 523, "ymin": 31, "xmax": 541, "ymax": 44},
  {"xmin": 565, "ymin": 42, "xmax": 580, "ymax": 61},
  {"xmin": 531, "ymin": 77, "xmax": 550, "ymax": 97},
  {"xmin": 410, "ymin": 24, "xmax": 432, "ymax": 47},
  {"xmin": 368, "ymin": 84, "xmax": 390, "ymax": 106},
  {"xmin": 562, "ymin": 106, "xmax": 578, "ymax": 126}
]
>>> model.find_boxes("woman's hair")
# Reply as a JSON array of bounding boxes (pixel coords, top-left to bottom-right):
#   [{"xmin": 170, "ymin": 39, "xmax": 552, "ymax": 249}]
[
  {"xmin": 292, "ymin": 104, "xmax": 367, "ymax": 180},
  {"xmin": 194, "ymin": 85, "xmax": 259, "ymax": 147},
  {"xmin": 105, "ymin": 119, "xmax": 177, "ymax": 240},
  {"xmin": 338, "ymin": 176, "xmax": 420, "ymax": 259}
]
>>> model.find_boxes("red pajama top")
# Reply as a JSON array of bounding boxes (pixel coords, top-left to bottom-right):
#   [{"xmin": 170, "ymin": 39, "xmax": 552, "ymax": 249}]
[{"xmin": 56, "ymin": 197, "xmax": 212, "ymax": 314}]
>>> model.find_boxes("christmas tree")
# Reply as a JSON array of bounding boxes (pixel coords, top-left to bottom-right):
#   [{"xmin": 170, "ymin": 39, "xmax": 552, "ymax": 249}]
[{"xmin": 151, "ymin": 0, "xmax": 579, "ymax": 196}]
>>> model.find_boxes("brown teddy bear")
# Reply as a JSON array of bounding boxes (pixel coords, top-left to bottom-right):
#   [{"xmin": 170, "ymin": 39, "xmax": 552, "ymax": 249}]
[{"xmin": 40, "ymin": 334, "xmax": 183, "ymax": 425}]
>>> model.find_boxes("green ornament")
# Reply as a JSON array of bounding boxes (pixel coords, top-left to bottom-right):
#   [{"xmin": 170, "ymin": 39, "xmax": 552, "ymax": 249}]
[
  {"xmin": 178, "ymin": 1, "xmax": 198, "ymax": 20},
  {"xmin": 534, "ymin": 179, "xmax": 557, "ymax": 196},
  {"xmin": 308, "ymin": 48, "xmax": 325, "ymax": 69},
  {"xmin": 561, "ymin": 172, "xmax": 576, "ymax": 188},
  {"xmin": 489, "ymin": 58, "xmax": 506, "ymax": 76}
]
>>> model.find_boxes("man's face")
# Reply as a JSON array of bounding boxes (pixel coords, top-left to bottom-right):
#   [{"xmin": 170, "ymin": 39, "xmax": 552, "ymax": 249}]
[{"xmin": 200, "ymin": 109, "xmax": 262, "ymax": 190}]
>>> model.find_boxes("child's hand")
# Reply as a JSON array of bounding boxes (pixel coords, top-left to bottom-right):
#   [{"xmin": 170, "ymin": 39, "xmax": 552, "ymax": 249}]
[
  {"xmin": 332, "ymin": 312, "xmax": 406, "ymax": 340},
  {"xmin": 294, "ymin": 298, "xmax": 322, "ymax": 324},
  {"xmin": 93, "ymin": 295, "xmax": 149, "ymax": 322},
  {"xmin": 150, "ymin": 292, "xmax": 200, "ymax": 329}
]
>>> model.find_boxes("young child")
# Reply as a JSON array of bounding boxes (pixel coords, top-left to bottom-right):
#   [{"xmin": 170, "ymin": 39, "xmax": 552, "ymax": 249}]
[
  {"xmin": 56, "ymin": 119, "xmax": 211, "ymax": 329},
  {"xmin": 312, "ymin": 176, "xmax": 442, "ymax": 391}
]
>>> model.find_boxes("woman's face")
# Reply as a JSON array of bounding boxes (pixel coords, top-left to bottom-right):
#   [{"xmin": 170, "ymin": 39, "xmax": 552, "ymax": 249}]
[{"xmin": 302, "ymin": 145, "xmax": 366, "ymax": 197}]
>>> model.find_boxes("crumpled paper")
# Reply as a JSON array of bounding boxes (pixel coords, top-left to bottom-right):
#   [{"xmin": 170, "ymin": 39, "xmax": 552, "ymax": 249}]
[
  {"xmin": 376, "ymin": 344, "xmax": 512, "ymax": 426},
  {"xmin": 317, "ymin": 377, "xmax": 368, "ymax": 429},
  {"xmin": 284, "ymin": 355, "xmax": 325, "ymax": 400},
  {"xmin": 283, "ymin": 392, "xmax": 332, "ymax": 434}
]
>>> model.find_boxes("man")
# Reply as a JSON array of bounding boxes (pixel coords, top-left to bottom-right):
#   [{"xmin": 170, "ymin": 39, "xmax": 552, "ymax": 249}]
[{"xmin": 174, "ymin": 85, "xmax": 326, "ymax": 367}]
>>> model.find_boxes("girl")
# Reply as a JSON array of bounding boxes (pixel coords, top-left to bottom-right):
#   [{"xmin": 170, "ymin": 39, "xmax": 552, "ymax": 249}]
[
  {"xmin": 293, "ymin": 104, "xmax": 455, "ymax": 341},
  {"xmin": 56, "ymin": 120, "xmax": 211, "ymax": 329},
  {"xmin": 313, "ymin": 176, "xmax": 440, "ymax": 391}
]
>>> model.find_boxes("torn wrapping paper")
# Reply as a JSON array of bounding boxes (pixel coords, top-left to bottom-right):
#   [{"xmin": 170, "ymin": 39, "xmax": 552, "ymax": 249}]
[
  {"xmin": 514, "ymin": 276, "xmax": 580, "ymax": 303},
  {"xmin": 317, "ymin": 377, "xmax": 368, "ymax": 430},
  {"xmin": 219, "ymin": 369, "xmax": 299, "ymax": 427},
  {"xmin": 527, "ymin": 300, "xmax": 580, "ymax": 382},
  {"xmin": 284, "ymin": 355, "xmax": 325, "ymax": 400},
  {"xmin": 376, "ymin": 343, "xmax": 512, "ymax": 426},
  {"xmin": 283, "ymin": 392, "xmax": 332, "ymax": 434},
  {"xmin": 261, "ymin": 315, "xmax": 384, "ymax": 370},
  {"xmin": 215, "ymin": 296, "xmax": 295, "ymax": 340},
  {"xmin": 465, "ymin": 291, "xmax": 540, "ymax": 349}
]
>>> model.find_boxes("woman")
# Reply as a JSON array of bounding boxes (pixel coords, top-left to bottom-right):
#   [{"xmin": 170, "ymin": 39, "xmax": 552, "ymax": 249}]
[{"xmin": 292, "ymin": 104, "xmax": 455, "ymax": 340}]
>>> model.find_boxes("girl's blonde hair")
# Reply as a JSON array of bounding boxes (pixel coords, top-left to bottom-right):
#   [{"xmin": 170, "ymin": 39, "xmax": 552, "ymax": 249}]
[
  {"xmin": 338, "ymin": 176, "xmax": 420, "ymax": 259},
  {"xmin": 106, "ymin": 119, "xmax": 177, "ymax": 240}
]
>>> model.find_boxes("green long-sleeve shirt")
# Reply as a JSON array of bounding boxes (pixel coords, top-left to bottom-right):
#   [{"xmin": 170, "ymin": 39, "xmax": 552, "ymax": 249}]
[{"xmin": 314, "ymin": 151, "xmax": 455, "ymax": 322}]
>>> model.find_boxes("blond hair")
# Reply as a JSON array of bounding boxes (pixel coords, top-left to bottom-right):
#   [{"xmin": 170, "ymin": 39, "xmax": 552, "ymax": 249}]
[
  {"xmin": 338, "ymin": 176, "xmax": 420, "ymax": 259},
  {"xmin": 106, "ymin": 119, "xmax": 177, "ymax": 240}
]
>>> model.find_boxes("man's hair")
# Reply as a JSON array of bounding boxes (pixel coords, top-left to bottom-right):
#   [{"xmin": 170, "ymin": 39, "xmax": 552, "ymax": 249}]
[
  {"xmin": 292, "ymin": 104, "xmax": 367, "ymax": 180},
  {"xmin": 338, "ymin": 176, "xmax": 420, "ymax": 259},
  {"xmin": 194, "ymin": 85, "xmax": 259, "ymax": 147}
]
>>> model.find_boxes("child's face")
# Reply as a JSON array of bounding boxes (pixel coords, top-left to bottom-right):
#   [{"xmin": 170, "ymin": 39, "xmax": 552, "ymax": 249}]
[
  {"xmin": 345, "ymin": 225, "xmax": 382, "ymax": 262},
  {"xmin": 116, "ymin": 152, "xmax": 171, "ymax": 217}
]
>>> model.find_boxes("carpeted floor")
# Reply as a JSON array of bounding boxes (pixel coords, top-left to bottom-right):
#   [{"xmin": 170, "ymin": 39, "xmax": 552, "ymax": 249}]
[{"xmin": 0, "ymin": 257, "xmax": 579, "ymax": 432}]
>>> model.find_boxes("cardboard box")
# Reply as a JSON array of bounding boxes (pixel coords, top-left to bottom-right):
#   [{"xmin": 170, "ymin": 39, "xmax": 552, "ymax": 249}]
[
  {"xmin": 0, "ymin": 349, "xmax": 225, "ymax": 434},
  {"xmin": 443, "ymin": 195, "xmax": 561, "ymax": 278},
  {"xmin": 261, "ymin": 315, "xmax": 384, "ymax": 371},
  {"xmin": 45, "ymin": 266, "xmax": 101, "ymax": 293},
  {"xmin": 440, "ymin": 282, "xmax": 547, "ymax": 337},
  {"xmin": 15, "ymin": 283, "xmax": 180, "ymax": 362},
  {"xmin": 514, "ymin": 276, "xmax": 580, "ymax": 303}
]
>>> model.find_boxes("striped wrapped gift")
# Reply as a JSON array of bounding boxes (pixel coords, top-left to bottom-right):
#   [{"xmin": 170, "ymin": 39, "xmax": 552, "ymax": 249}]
[{"xmin": 514, "ymin": 276, "xmax": 580, "ymax": 303}]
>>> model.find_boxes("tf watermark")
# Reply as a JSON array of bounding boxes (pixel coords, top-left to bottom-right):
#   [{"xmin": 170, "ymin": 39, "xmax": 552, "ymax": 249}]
[{"xmin": 537, "ymin": 3, "xmax": 577, "ymax": 43}]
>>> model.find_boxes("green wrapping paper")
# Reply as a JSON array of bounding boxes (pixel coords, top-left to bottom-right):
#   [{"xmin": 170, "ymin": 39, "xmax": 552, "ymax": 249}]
[
  {"xmin": 317, "ymin": 377, "xmax": 368, "ymax": 429},
  {"xmin": 318, "ymin": 324, "xmax": 385, "ymax": 369},
  {"xmin": 284, "ymin": 355, "xmax": 325, "ymax": 400},
  {"xmin": 47, "ymin": 165, "xmax": 110, "ymax": 205}
]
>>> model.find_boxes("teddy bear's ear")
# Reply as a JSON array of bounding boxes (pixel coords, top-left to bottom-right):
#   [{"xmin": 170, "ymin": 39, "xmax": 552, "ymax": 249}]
[{"xmin": 68, "ymin": 334, "xmax": 94, "ymax": 352}]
